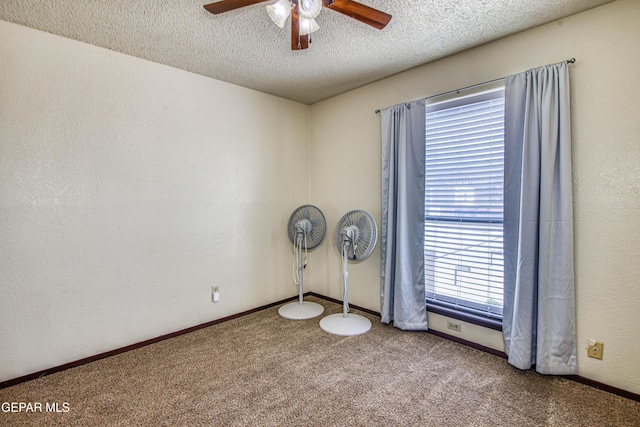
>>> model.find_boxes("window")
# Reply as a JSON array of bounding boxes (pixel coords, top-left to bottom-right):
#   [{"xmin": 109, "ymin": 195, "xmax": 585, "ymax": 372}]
[{"xmin": 424, "ymin": 87, "xmax": 504, "ymax": 328}]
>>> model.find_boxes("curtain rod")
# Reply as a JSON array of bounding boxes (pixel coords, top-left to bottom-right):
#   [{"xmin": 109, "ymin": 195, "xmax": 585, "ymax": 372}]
[{"xmin": 374, "ymin": 58, "xmax": 576, "ymax": 113}]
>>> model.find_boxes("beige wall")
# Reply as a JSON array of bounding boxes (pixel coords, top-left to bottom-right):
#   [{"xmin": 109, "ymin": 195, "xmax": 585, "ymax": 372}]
[
  {"xmin": 0, "ymin": 21, "xmax": 310, "ymax": 382},
  {"xmin": 309, "ymin": 0, "xmax": 640, "ymax": 394}
]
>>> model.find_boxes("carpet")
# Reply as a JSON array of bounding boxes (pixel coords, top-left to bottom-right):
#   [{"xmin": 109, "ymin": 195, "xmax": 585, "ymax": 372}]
[{"xmin": 1, "ymin": 296, "xmax": 638, "ymax": 426}]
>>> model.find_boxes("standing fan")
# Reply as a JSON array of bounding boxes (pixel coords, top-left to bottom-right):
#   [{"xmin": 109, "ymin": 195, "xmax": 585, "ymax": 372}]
[
  {"xmin": 278, "ymin": 205, "xmax": 327, "ymax": 320},
  {"xmin": 320, "ymin": 209, "xmax": 377, "ymax": 335}
]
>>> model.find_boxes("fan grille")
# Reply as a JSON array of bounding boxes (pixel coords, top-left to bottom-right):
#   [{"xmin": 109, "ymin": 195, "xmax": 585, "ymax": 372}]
[
  {"xmin": 335, "ymin": 209, "xmax": 378, "ymax": 261},
  {"xmin": 288, "ymin": 205, "xmax": 327, "ymax": 250}
]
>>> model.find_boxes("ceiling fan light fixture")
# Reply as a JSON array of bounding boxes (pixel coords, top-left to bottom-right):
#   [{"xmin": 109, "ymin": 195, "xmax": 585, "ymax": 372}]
[
  {"xmin": 204, "ymin": 0, "xmax": 392, "ymax": 51},
  {"xmin": 299, "ymin": 17, "xmax": 320, "ymax": 36},
  {"xmin": 266, "ymin": 0, "xmax": 291, "ymax": 28},
  {"xmin": 298, "ymin": 0, "xmax": 322, "ymax": 19}
]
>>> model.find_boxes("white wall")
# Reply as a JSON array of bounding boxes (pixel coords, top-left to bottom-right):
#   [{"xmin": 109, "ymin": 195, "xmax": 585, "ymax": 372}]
[
  {"xmin": 309, "ymin": 0, "xmax": 640, "ymax": 394},
  {"xmin": 0, "ymin": 21, "xmax": 310, "ymax": 382}
]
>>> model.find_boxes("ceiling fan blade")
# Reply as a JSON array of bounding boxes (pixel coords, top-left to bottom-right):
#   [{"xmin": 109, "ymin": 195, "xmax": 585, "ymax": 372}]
[
  {"xmin": 322, "ymin": 0, "xmax": 391, "ymax": 29},
  {"xmin": 203, "ymin": 0, "xmax": 267, "ymax": 14},
  {"xmin": 291, "ymin": 4, "xmax": 309, "ymax": 50}
]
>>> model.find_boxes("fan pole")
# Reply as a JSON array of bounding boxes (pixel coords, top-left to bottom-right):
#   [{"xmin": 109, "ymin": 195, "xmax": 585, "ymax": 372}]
[
  {"xmin": 297, "ymin": 233, "xmax": 304, "ymax": 305},
  {"xmin": 342, "ymin": 243, "xmax": 349, "ymax": 317}
]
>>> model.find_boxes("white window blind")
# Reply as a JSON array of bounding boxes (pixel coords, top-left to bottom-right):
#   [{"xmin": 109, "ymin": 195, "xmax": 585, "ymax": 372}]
[{"xmin": 424, "ymin": 89, "xmax": 504, "ymax": 319}]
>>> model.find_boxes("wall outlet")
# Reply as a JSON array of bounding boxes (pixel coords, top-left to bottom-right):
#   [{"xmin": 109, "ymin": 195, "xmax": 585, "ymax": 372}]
[
  {"xmin": 447, "ymin": 321, "xmax": 462, "ymax": 332},
  {"xmin": 587, "ymin": 340, "xmax": 604, "ymax": 360},
  {"xmin": 211, "ymin": 286, "xmax": 220, "ymax": 303}
]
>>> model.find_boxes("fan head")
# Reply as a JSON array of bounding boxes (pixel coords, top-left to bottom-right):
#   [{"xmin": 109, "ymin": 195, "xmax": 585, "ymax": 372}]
[
  {"xmin": 335, "ymin": 209, "xmax": 378, "ymax": 261},
  {"xmin": 288, "ymin": 205, "xmax": 327, "ymax": 250}
]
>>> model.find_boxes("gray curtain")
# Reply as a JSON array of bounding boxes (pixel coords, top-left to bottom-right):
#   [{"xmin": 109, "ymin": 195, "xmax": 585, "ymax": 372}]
[
  {"xmin": 380, "ymin": 100, "xmax": 428, "ymax": 330},
  {"xmin": 503, "ymin": 62, "xmax": 577, "ymax": 374}
]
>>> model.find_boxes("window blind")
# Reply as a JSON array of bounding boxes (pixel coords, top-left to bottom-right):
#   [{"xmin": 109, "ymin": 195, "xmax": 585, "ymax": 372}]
[{"xmin": 424, "ymin": 89, "xmax": 505, "ymax": 318}]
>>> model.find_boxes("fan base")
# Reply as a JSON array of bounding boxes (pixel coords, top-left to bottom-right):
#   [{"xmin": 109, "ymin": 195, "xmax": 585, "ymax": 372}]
[
  {"xmin": 319, "ymin": 313, "xmax": 372, "ymax": 336},
  {"xmin": 278, "ymin": 301, "xmax": 324, "ymax": 320}
]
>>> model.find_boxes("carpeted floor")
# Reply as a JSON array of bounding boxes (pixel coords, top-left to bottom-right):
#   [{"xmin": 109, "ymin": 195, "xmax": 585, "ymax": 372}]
[{"xmin": 1, "ymin": 296, "xmax": 639, "ymax": 426}]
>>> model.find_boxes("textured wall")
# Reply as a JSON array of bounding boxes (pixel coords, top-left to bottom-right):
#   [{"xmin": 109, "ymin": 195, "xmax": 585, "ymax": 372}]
[
  {"xmin": 309, "ymin": 0, "xmax": 640, "ymax": 394},
  {"xmin": 0, "ymin": 21, "xmax": 310, "ymax": 382}
]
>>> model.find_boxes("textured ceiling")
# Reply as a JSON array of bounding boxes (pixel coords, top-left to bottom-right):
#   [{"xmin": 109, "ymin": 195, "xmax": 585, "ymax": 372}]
[{"xmin": 0, "ymin": 0, "xmax": 614, "ymax": 104}]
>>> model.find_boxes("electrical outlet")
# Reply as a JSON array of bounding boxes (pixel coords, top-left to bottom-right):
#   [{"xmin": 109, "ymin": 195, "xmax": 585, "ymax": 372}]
[
  {"xmin": 211, "ymin": 286, "xmax": 220, "ymax": 303},
  {"xmin": 587, "ymin": 340, "xmax": 604, "ymax": 360},
  {"xmin": 447, "ymin": 321, "xmax": 462, "ymax": 332}
]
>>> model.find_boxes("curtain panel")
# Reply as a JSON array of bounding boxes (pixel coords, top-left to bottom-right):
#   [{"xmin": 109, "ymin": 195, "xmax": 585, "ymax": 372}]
[
  {"xmin": 380, "ymin": 100, "xmax": 428, "ymax": 331},
  {"xmin": 503, "ymin": 62, "xmax": 577, "ymax": 374}
]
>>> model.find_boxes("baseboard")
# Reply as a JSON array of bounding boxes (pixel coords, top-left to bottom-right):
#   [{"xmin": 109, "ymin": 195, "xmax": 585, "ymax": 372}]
[
  {"xmin": 0, "ymin": 294, "xmax": 301, "ymax": 390},
  {"xmin": 308, "ymin": 292, "xmax": 380, "ymax": 316},
  {"xmin": 425, "ymin": 328, "xmax": 507, "ymax": 359},
  {"xmin": 3, "ymin": 292, "xmax": 638, "ymax": 402},
  {"xmin": 562, "ymin": 375, "xmax": 640, "ymax": 402}
]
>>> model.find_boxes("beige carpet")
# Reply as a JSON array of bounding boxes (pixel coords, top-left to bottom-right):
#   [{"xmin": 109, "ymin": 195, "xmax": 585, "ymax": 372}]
[{"xmin": 1, "ymin": 296, "xmax": 639, "ymax": 426}]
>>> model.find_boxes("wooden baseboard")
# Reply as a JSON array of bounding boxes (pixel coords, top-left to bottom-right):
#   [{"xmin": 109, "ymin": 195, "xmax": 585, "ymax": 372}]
[
  {"xmin": 425, "ymin": 328, "xmax": 507, "ymax": 359},
  {"xmin": 562, "ymin": 375, "xmax": 640, "ymax": 401},
  {"xmin": 307, "ymin": 292, "xmax": 380, "ymax": 316},
  {"xmin": 0, "ymin": 294, "xmax": 300, "ymax": 390},
  {"xmin": 3, "ymin": 292, "xmax": 638, "ymax": 402}
]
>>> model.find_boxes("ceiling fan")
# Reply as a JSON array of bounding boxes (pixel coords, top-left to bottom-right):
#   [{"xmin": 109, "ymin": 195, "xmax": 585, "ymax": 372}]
[{"xmin": 203, "ymin": 0, "xmax": 392, "ymax": 50}]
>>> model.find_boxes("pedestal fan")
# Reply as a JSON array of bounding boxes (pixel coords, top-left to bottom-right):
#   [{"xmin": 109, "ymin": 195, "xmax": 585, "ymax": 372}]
[
  {"xmin": 278, "ymin": 204, "xmax": 326, "ymax": 320},
  {"xmin": 320, "ymin": 209, "xmax": 377, "ymax": 336}
]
